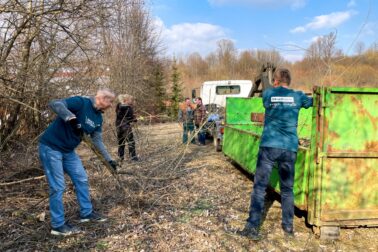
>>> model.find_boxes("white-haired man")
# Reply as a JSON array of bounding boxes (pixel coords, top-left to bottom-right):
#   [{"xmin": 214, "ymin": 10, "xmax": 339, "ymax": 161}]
[{"xmin": 39, "ymin": 88, "xmax": 117, "ymax": 236}]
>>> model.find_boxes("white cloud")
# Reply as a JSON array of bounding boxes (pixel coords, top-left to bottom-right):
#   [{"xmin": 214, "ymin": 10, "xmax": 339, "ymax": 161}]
[
  {"xmin": 347, "ymin": 0, "xmax": 356, "ymax": 8},
  {"xmin": 303, "ymin": 36, "xmax": 324, "ymax": 44},
  {"xmin": 208, "ymin": 0, "xmax": 306, "ymax": 9},
  {"xmin": 153, "ymin": 17, "xmax": 229, "ymax": 56},
  {"xmin": 291, "ymin": 27, "xmax": 306, "ymax": 33},
  {"xmin": 290, "ymin": 11, "xmax": 355, "ymax": 33}
]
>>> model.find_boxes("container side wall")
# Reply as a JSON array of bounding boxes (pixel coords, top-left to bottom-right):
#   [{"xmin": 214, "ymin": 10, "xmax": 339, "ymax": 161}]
[
  {"xmin": 223, "ymin": 126, "xmax": 309, "ymax": 209},
  {"xmin": 320, "ymin": 158, "xmax": 378, "ymax": 221},
  {"xmin": 325, "ymin": 91, "xmax": 378, "ymax": 153},
  {"xmin": 318, "ymin": 88, "xmax": 378, "ymax": 224},
  {"xmin": 225, "ymin": 97, "xmax": 264, "ymax": 125}
]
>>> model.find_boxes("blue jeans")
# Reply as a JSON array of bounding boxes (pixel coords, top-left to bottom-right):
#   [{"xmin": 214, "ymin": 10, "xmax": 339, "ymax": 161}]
[
  {"xmin": 247, "ymin": 146, "xmax": 297, "ymax": 229},
  {"xmin": 39, "ymin": 143, "xmax": 92, "ymax": 228},
  {"xmin": 183, "ymin": 122, "xmax": 195, "ymax": 144}
]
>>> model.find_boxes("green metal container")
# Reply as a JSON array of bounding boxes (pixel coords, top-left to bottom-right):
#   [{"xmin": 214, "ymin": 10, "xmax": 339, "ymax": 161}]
[{"xmin": 222, "ymin": 86, "xmax": 378, "ymax": 236}]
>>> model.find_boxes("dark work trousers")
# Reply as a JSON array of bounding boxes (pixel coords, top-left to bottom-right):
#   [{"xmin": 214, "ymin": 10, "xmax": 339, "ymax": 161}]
[
  {"xmin": 247, "ymin": 146, "xmax": 297, "ymax": 230},
  {"xmin": 196, "ymin": 125, "xmax": 206, "ymax": 145},
  {"xmin": 117, "ymin": 126, "xmax": 136, "ymax": 160}
]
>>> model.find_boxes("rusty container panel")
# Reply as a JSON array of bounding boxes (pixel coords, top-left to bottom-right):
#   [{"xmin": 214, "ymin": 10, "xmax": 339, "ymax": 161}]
[
  {"xmin": 325, "ymin": 89, "xmax": 378, "ymax": 154},
  {"xmin": 251, "ymin": 112, "xmax": 265, "ymax": 123},
  {"xmin": 320, "ymin": 158, "xmax": 378, "ymax": 221},
  {"xmin": 309, "ymin": 87, "xmax": 378, "ymax": 227}
]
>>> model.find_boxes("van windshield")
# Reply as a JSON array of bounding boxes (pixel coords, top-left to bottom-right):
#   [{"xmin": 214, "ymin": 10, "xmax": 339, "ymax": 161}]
[{"xmin": 216, "ymin": 85, "xmax": 240, "ymax": 95}]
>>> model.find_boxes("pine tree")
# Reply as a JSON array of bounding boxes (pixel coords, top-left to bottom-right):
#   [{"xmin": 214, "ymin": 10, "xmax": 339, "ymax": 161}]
[
  {"xmin": 170, "ymin": 59, "xmax": 183, "ymax": 119},
  {"xmin": 153, "ymin": 63, "xmax": 167, "ymax": 114}
]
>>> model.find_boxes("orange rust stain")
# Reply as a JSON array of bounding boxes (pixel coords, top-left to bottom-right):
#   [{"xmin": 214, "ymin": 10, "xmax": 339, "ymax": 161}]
[
  {"xmin": 251, "ymin": 113, "xmax": 264, "ymax": 123},
  {"xmin": 350, "ymin": 96, "xmax": 378, "ymax": 131},
  {"xmin": 365, "ymin": 141, "xmax": 378, "ymax": 152},
  {"xmin": 328, "ymin": 131, "xmax": 340, "ymax": 139}
]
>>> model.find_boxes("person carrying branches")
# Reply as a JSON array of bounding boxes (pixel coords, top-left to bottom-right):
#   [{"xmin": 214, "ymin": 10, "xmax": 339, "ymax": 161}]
[{"xmin": 38, "ymin": 88, "xmax": 118, "ymax": 236}]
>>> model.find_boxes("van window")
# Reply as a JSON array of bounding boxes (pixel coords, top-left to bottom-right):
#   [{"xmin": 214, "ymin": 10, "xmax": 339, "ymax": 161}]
[{"xmin": 216, "ymin": 85, "xmax": 240, "ymax": 95}]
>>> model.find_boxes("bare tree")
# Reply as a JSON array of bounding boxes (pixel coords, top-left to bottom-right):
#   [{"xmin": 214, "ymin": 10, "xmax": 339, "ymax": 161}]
[
  {"xmin": 0, "ymin": 0, "xmax": 167, "ymax": 150},
  {"xmin": 354, "ymin": 41, "xmax": 366, "ymax": 56},
  {"xmin": 100, "ymin": 0, "xmax": 164, "ymax": 115},
  {"xmin": 301, "ymin": 32, "xmax": 344, "ymax": 86},
  {"xmin": 0, "ymin": 0, "xmax": 107, "ymax": 150},
  {"xmin": 186, "ymin": 52, "xmax": 208, "ymax": 80},
  {"xmin": 236, "ymin": 50, "xmax": 259, "ymax": 78},
  {"xmin": 253, "ymin": 49, "xmax": 285, "ymax": 67},
  {"xmin": 304, "ymin": 32, "xmax": 343, "ymax": 65},
  {"xmin": 216, "ymin": 39, "xmax": 237, "ymax": 78}
]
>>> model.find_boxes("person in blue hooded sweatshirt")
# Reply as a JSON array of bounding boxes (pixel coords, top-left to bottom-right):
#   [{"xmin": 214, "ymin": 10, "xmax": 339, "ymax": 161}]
[
  {"xmin": 238, "ymin": 68, "xmax": 313, "ymax": 240},
  {"xmin": 39, "ymin": 88, "xmax": 118, "ymax": 236}
]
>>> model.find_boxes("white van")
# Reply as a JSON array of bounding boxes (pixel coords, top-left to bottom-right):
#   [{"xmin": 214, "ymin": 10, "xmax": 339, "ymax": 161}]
[
  {"xmin": 197, "ymin": 80, "xmax": 253, "ymax": 108},
  {"xmin": 192, "ymin": 80, "xmax": 254, "ymax": 151}
]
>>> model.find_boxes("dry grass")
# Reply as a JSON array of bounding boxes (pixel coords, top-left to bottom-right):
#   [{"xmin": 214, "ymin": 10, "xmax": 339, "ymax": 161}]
[{"xmin": 1, "ymin": 122, "xmax": 377, "ymax": 251}]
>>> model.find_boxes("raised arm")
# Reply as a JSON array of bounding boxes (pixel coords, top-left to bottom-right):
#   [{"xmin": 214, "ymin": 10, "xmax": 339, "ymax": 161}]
[{"xmin": 49, "ymin": 99, "xmax": 76, "ymax": 122}]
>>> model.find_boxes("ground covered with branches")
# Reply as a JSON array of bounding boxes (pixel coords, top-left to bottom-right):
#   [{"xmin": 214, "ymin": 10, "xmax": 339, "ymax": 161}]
[{"xmin": 1, "ymin": 123, "xmax": 377, "ymax": 251}]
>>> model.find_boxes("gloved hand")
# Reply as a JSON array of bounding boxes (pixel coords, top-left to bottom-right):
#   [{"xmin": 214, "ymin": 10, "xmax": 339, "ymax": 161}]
[
  {"xmin": 108, "ymin": 160, "xmax": 118, "ymax": 172},
  {"xmin": 68, "ymin": 118, "xmax": 83, "ymax": 136}
]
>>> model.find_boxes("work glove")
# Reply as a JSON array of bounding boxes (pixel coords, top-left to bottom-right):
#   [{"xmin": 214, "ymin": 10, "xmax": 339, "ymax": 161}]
[
  {"xmin": 108, "ymin": 160, "xmax": 118, "ymax": 172},
  {"xmin": 68, "ymin": 118, "xmax": 83, "ymax": 136}
]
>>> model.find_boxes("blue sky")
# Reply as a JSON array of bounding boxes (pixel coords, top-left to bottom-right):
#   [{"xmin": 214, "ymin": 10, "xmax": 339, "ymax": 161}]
[{"xmin": 151, "ymin": 0, "xmax": 378, "ymax": 62}]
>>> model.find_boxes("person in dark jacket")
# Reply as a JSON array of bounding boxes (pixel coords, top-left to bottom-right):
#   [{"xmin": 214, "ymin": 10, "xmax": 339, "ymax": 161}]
[
  {"xmin": 238, "ymin": 68, "xmax": 313, "ymax": 240},
  {"xmin": 38, "ymin": 88, "xmax": 117, "ymax": 236},
  {"xmin": 116, "ymin": 94, "xmax": 138, "ymax": 161},
  {"xmin": 194, "ymin": 97, "xmax": 207, "ymax": 145}
]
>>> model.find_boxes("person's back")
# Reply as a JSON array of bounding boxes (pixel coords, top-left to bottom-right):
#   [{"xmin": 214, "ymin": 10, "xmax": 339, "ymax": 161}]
[
  {"xmin": 238, "ymin": 68, "xmax": 313, "ymax": 241},
  {"xmin": 40, "ymin": 96, "xmax": 102, "ymax": 153},
  {"xmin": 261, "ymin": 86, "xmax": 312, "ymax": 152}
]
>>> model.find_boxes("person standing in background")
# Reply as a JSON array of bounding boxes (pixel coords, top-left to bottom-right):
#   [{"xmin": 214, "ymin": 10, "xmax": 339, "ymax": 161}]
[
  {"xmin": 194, "ymin": 97, "xmax": 207, "ymax": 146},
  {"xmin": 116, "ymin": 94, "xmax": 138, "ymax": 161},
  {"xmin": 178, "ymin": 97, "xmax": 196, "ymax": 144}
]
